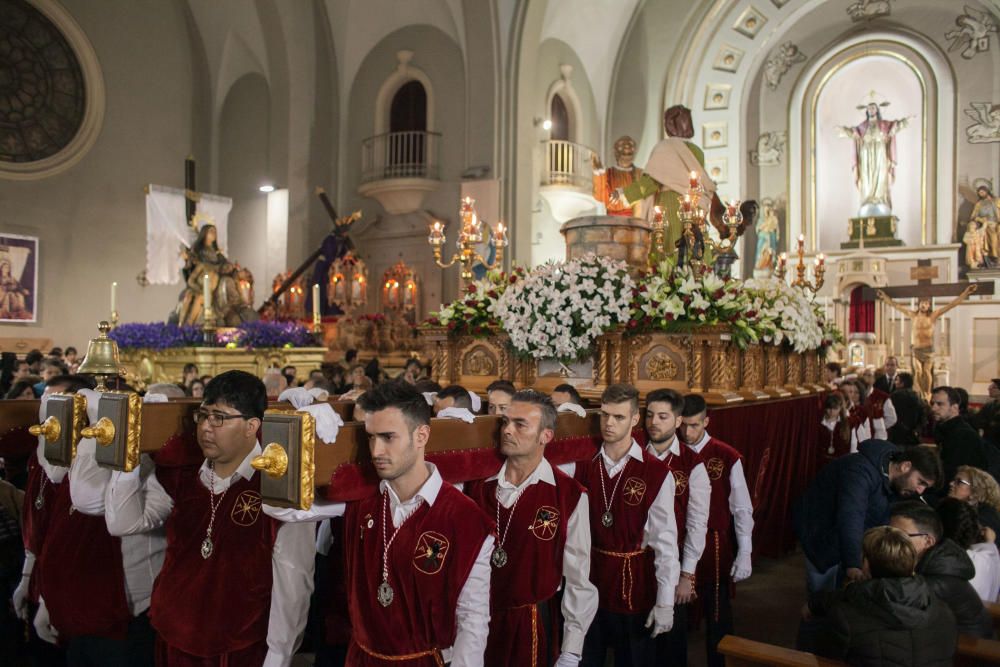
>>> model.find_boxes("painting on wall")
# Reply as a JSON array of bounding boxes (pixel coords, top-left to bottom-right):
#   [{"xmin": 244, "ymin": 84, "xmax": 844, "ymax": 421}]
[{"xmin": 0, "ymin": 234, "xmax": 38, "ymax": 323}]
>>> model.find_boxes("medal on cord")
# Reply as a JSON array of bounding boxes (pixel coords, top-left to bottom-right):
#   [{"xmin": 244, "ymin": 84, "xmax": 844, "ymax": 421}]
[
  {"xmin": 201, "ymin": 463, "xmax": 228, "ymax": 559},
  {"xmin": 34, "ymin": 476, "xmax": 47, "ymax": 510},
  {"xmin": 491, "ymin": 484, "xmax": 526, "ymax": 568},
  {"xmin": 598, "ymin": 457, "xmax": 625, "ymax": 528},
  {"xmin": 378, "ymin": 490, "xmax": 419, "ymax": 607}
]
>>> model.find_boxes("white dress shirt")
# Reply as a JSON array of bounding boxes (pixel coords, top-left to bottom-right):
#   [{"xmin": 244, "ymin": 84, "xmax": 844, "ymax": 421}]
[
  {"xmin": 646, "ymin": 436, "xmax": 711, "ymax": 574},
  {"xmin": 686, "ymin": 432, "xmax": 755, "ymax": 560},
  {"xmin": 559, "ymin": 440, "xmax": 679, "ymax": 609},
  {"xmin": 68, "ymin": 440, "xmax": 166, "ymax": 616},
  {"xmin": 262, "ymin": 462, "xmax": 494, "ymax": 667},
  {"xmin": 486, "ymin": 458, "xmax": 598, "ymax": 656},
  {"xmin": 968, "ymin": 542, "xmax": 1000, "ymax": 603},
  {"xmin": 104, "ymin": 444, "xmax": 316, "ymax": 667}
]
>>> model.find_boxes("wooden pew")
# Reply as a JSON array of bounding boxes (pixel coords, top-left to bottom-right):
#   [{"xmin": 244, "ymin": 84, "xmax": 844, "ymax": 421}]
[
  {"xmin": 717, "ymin": 635, "xmax": 845, "ymax": 666},
  {"xmin": 719, "ymin": 633, "xmax": 1000, "ymax": 667}
]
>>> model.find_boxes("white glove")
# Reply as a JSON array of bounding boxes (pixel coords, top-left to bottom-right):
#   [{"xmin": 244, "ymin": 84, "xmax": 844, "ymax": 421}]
[
  {"xmin": 142, "ymin": 393, "xmax": 168, "ymax": 403},
  {"xmin": 731, "ymin": 552, "xmax": 752, "ymax": 582},
  {"xmin": 34, "ymin": 598, "xmax": 58, "ymax": 644},
  {"xmin": 436, "ymin": 407, "xmax": 476, "ymax": 423},
  {"xmin": 645, "ymin": 604, "xmax": 674, "ymax": 637},
  {"xmin": 554, "ymin": 652, "xmax": 581, "ymax": 667},
  {"xmin": 278, "ymin": 387, "xmax": 314, "ymax": 409},
  {"xmin": 421, "ymin": 392, "xmax": 437, "ymax": 406},
  {"xmin": 12, "ymin": 574, "xmax": 30, "ymax": 621},
  {"xmin": 557, "ymin": 402, "xmax": 586, "ymax": 418},
  {"xmin": 299, "ymin": 403, "xmax": 344, "ymax": 444}
]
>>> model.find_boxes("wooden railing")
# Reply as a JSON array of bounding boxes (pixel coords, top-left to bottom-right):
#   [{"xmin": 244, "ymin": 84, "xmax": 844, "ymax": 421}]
[
  {"xmin": 540, "ymin": 139, "xmax": 594, "ymax": 189},
  {"xmin": 360, "ymin": 130, "xmax": 441, "ymax": 183}
]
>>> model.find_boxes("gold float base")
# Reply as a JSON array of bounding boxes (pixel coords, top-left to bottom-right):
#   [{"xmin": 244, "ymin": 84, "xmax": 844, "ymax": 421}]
[{"xmin": 120, "ymin": 347, "xmax": 329, "ymax": 388}]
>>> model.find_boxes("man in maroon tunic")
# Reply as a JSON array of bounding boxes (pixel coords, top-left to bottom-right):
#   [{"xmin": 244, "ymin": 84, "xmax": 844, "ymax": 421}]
[
  {"xmin": 644, "ymin": 387, "xmax": 710, "ymax": 665},
  {"xmin": 465, "ymin": 389, "xmax": 597, "ymax": 666},
  {"xmin": 560, "ymin": 384, "xmax": 678, "ymax": 667},
  {"xmin": 105, "ymin": 370, "xmax": 316, "ymax": 667},
  {"xmin": 679, "ymin": 394, "xmax": 754, "ymax": 667},
  {"xmin": 265, "ymin": 380, "xmax": 496, "ymax": 666}
]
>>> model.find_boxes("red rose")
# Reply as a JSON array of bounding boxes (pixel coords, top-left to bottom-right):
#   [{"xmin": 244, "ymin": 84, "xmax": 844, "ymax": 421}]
[
  {"xmin": 509, "ymin": 275, "xmax": 518, "ymax": 284},
  {"xmin": 466, "ymin": 284, "xmax": 477, "ymax": 294},
  {"xmin": 465, "ymin": 299, "xmax": 477, "ymax": 307},
  {"xmin": 627, "ymin": 319, "xmax": 638, "ymax": 329},
  {"xmin": 488, "ymin": 290, "xmax": 499, "ymax": 299},
  {"xmin": 665, "ymin": 313, "xmax": 675, "ymax": 321},
  {"xmin": 447, "ymin": 321, "xmax": 457, "ymax": 330}
]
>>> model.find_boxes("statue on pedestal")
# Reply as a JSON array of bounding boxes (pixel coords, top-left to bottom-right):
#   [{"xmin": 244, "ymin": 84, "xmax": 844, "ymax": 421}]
[
  {"xmin": 876, "ymin": 285, "xmax": 977, "ymax": 398},
  {"xmin": 591, "ymin": 136, "xmax": 643, "ymax": 217},
  {"xmin": 170, "ymin": 224, "xmax": 257, "ymax": 327},
  {"xmin": 969, "ymin": 181, "xmax": 1000, "ymax": 266},
  {"xmin": 754, "ymin": 198, "xmax": 780, "ymax": 275},
  {"xmin": 838, "ymin": 97, "xmax": 910, "ymax": 218}
]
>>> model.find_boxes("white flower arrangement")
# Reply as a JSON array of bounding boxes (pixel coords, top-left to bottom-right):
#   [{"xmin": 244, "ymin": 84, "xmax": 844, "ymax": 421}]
[
  {"xmin": 494, "ymin": 253, "xmax": 635, "ymax": 360},
  {"xmin": 743, "ymin": 277, "xmax": 825, "ymax": 352}
]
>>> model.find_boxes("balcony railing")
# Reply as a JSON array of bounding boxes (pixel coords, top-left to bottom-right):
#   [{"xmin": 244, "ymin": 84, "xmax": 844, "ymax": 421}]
[
  {"xmin": 541, "ymin": 139, "xmax": 595, "ymax": 190},
  {"xmin": 361, "ymin": 130, "xmax": 441, "ymax": 183}
]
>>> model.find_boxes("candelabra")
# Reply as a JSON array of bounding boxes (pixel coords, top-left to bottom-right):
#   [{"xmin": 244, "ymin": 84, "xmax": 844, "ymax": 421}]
[
  {"xmin": 427, "ymin": 197, "xmax": 508, "ymax": 283},
  {"xmin": 775, "ymin": 234, "xmax": 826, "ymax": 292},
  {"xmin": 668, "ymin": 171, "xmax": 744, "ymax": 276}
]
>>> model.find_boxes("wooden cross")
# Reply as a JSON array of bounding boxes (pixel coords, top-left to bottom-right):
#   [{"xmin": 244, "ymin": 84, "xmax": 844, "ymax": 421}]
[{"xmin": 861, "ymin": 258, "xmax": 995, "ymax": 301}]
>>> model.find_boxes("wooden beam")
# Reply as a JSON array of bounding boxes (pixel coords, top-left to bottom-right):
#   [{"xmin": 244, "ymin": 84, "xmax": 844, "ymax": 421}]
[
  {"xmin": 861, "ymin": 282, "xmax": 994, "ymax": 300},
  {"xmin": 717, "ymin": 635, "xmax": 845, "ymax": 666}
]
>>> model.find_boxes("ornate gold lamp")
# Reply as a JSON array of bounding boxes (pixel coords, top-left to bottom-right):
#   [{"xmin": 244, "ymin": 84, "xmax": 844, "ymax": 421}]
[
  {"xmin": 776, "ymin": 234, "xmax": 825, "ymax": 292},
  {"xmin": 427, "ymin": 197, "xmax": 507, "ymax": 284},
  {"xmin": 77, "ymin": 321, "xmax": 126, "ymax": 391}
]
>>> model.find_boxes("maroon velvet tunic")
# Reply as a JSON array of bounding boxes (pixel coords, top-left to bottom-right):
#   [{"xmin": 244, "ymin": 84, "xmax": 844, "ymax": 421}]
[
  {"xmin": 575, "ymin": 450, "xmax": 669, "ymax": 615},
  {"xmin": 344, "ymin": 483, "xmax": 493, "ymax": 666},
  {"xmin": 465, "ymin": 467, "xmax": 584, "ymax": 666},
  {"xmin": 694, "ymin": 438, "xmax": 741, "ymax": 588},
  {"xmin": 151, "ymin": 466, "xmax": 281, "ymax": 658},
  {"xmin": 22, "ymin": 453, "xmax": 55, "ymax": 604},
  {"xmin": 37, "ymin": 470, "xmax": 131, "ymax": 641},
  {"xmin": 658, "ymin": 443, "xmax": 704, "ymax": 556}
]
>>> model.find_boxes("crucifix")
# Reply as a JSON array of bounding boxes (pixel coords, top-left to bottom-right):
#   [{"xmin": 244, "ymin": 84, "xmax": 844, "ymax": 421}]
[{"xmin": 862, "ymin": 260, "xmax": 994, "ymax": 397}]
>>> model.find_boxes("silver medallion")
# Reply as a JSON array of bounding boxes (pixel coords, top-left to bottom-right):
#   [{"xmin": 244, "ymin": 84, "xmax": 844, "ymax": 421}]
[
  {"xmin": 491, "ymin": 546, "xmax": 509, "ymax": 568},
  {"xmin": 601, "ymin": 511, "xmax": 614, "ymax": 528},
  {"xmin": 34, "ymin": 494, "xmax": 43, "ymax": 510},
  {"xmin": 377, "ymin": 580, "xmax": 394, "ymax": 607},
  {"xmin": 200, "ymin": 536, "xmax": 214, "ymax": 559}
]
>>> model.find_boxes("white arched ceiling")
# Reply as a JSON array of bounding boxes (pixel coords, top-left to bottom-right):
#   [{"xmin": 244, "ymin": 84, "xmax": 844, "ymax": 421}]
[
  {"xmin": 540, "ymin": 0, "xmax": 641, "ymax": 131},
  {"xmin": 186, "ymin": 0, "xmax": 270, "ymax": 109}
]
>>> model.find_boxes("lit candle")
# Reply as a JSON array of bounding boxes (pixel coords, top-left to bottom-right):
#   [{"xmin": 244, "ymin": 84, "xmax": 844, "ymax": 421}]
[
  {"xmin": 818, "ymin": 253, "xmax": 825, "ymax": 266},
  {"xmin": 203, "ymin": 273, "xmax": 212, "ymax": 313},
  {"xmin": 495, "ymin": 221, "xmax": 507, "ymax": 246},
  {"xmin": 778, "ymin": 252, "xmax": 787, "ymax": 270},
  {"xmin": 682, "ymin": 194, "xmax": 692, "ymax": 212},
  {"xmin": 110, "ymin": 281, "xmax": 117, "ymax": 314},
  {"xmin": 726, "ymin": 200, "xmax": 738, "ymax": 217},
  {"xmin": 312, "ymin": 283, "xmax": 321, "ymax": 322},
  {"xmin": 798, "ymin": 234, "xmax": 805, "ymax": 251},
  {"xmin": 689, "ymin": 170, "xmax": 699, "ymax": 188}
]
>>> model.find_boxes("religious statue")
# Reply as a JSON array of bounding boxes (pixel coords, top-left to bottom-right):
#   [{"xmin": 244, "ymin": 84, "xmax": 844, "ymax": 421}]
[
  {"xmin": 170, "ymin": 224, "xmax": 257, "ymax": 327},
  {"xmin": 838, "ymin": 98, "xmax": 910, "ymax": 218},
  {"xmin": 964, "ymin": 220, "xmax": 987, "ymax": 269},
  {"xmin": 754, "ymin": 199, "xmax": 780, "ymax": 273},
  {"xmin": 591, "ymin": 136, "xmax": 643, "ymax": 217},
  {"xmin": 969, "ymin": 181, "xmax": 1000, "ymax": 263},
  {"xmin": 876, "ymin": 284, "xmax": 977, "ymax": 398},
  {"xmin": 0, "ymin": 259, "xmax": 29, "ymax": 318}
]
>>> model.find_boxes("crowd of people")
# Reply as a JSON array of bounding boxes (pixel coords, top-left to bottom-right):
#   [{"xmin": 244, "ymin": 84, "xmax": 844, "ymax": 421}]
[
  {"xmin": 0, "ymin": 347, "xmax": 997, "ymax": 666},
  {"xmin": 799, "ymin": 357, "xmax": 1000, "ymax": 665}
]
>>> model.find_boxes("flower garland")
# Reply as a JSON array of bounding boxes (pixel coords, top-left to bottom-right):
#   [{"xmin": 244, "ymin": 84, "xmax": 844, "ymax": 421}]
[
  {"xmin": 743, "ymin": 277, "xmax": 825, "ymax": 352},
  {"xmin": 629, "ymin": 260, "xmax": 759, "ymax": 348},
  {"xmin": 423, "ymin": 267, "xmax": 525, "ymax": 337},
  {"xmin": 110, "ymin": 320, "xmax": 316, "ymax": 350},
  {"xmin": 494, "ymin": 254, "xmax": 634, "ymax": 361}
]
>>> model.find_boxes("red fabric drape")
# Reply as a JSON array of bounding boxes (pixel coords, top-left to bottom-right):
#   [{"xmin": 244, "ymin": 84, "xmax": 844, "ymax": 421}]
[
  {"xmin": 707, "ymin": 394, "xmax": 823, "ymax": 557},
  {"xmin": 849, "ymin": 284, "xmax": 875, "ymax": 334}
]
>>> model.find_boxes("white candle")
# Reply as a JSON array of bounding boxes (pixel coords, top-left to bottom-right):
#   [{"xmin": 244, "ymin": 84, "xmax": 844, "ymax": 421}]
[
  {"xmin": 110, "ymin": 281, "xmax": 117, "ymax": 314},
  {"xmin": 203, "ymin": 273, "xmax": 212, "ymax": 313},
  {"xmin": 312, "ymin": 284, "xmax": 321, "ymax": 321}
]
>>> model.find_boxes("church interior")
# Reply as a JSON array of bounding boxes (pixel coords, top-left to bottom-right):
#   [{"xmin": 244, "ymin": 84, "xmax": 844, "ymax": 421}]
[{"xmin": 2, "ymin": 0, "xmax": 1000, "ymax": 665}]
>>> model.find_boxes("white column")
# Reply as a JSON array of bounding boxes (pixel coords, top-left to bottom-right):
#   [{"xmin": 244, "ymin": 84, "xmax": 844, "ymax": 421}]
[{"xmin": 265, "ymin": 189, "xmax": 289, "ymax": 306}]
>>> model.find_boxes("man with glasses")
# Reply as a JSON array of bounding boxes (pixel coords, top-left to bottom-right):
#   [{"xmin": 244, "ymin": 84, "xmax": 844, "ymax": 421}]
[
  {"xmin": 890, "ymin": 500, "xmax": 993, "ymax": 638},
  {"xmin": 795, "ymin": 442, "xmax": 943, "ymax": 595},
  {"xmin": 104, "ymin": 370, "xmax": 316, "ymax": 666}
]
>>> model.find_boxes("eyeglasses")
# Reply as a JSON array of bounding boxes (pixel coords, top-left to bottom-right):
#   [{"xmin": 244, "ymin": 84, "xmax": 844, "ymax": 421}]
[
  {"xmin": 951, "ymin": 478, "xmax": 972, "ymax": 487},
  {"xmin": 192, "ymin": 410, "xmax": 253, "ymax": 427},
  {"xmin": 906, "ymin": 532, "xmax": 929, "ymax": 538}
]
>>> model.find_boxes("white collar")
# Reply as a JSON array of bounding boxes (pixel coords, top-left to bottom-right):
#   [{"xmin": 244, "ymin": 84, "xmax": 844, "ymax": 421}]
[
  {"xmin": 380, "ymin": 462, "xmax": 443, "ymax": 507},
  {"xmin": 488, "ymin": 457, "xmax": 556, "ymax": 490},
  {"xmin": 645, "ymin": 435, "xmax": 680, "ymax": 461},
  {"xmin": 198, "ymin": 442, "xmax": 262, "ymax": 484},
  {"xmin": 598, "ymin": 439, "xmax": 644, "ymax": 467},
  {"xmin": 686, "ymin": 431, "xmax": 712, "ymax": 454}
]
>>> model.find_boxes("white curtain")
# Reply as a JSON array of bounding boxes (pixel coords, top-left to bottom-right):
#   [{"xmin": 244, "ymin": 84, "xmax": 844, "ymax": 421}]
[{"xmin": 145, "ymin": 185, "xmax": 231, "ymax": 285}]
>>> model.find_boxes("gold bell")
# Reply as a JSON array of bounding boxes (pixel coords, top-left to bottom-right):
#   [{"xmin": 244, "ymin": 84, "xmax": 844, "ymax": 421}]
[{"xmin": 77, "ymin": 321, "xmax": 126, "ymax": 391}]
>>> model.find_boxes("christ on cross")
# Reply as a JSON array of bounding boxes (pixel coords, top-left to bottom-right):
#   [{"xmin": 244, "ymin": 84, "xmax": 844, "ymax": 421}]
[{"xmin": 876, "ymin": 284, "xmax": 977, "ymax": 398}]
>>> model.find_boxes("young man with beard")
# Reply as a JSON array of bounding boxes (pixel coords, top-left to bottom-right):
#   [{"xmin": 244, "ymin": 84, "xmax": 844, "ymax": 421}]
[
  {"xmin": 265, "ymin": 381, "xmax": 495, "ymax": 666},
  {"xmin": 560, "ymin": 383, "xmax": 678, "ymax": 667},
  {"xmin": 464, "ymin": 390, "xmax": 597, "ymax": 665},
  {"xmin": 678, "ymin": 394, "xmax": 754, "ymax": 667},
  {"xmin": 104, "ymin": 370, "xmax": 316, "ymax": 666},
  {"xmin": 644, "ymin": 388, "xmax": 710, "ymax": 665}
]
